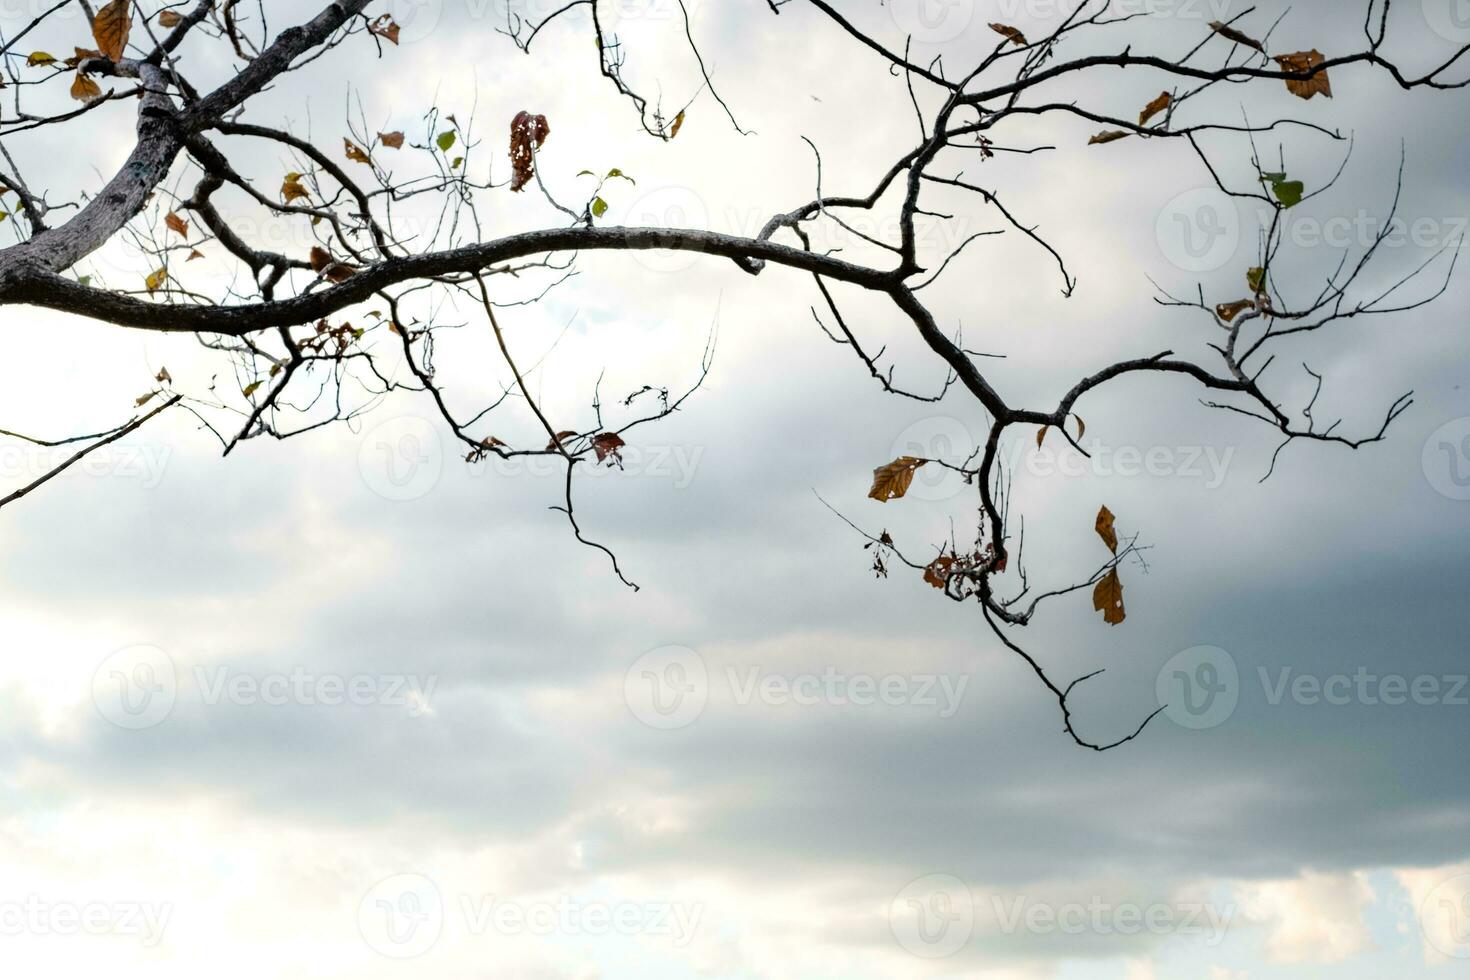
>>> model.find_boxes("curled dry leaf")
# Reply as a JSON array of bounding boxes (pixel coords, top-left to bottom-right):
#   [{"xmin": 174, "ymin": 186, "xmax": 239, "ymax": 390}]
[
  {"xmin": 1089, "ymin": 130, "xmax": 1130, "ymax": 145},
  {"xmin": 669, "ymin": 110, "xmax": 686, "ymax": 139},
  {"xmin": 281, "ymin": 173, "xmax": 309, "ymax": 203},
  {"xmin": 165, "ymin": 211, "xmax": 189, "ymax": 238},
  {"xmin": 368, "ymin": 13, "xmax": 400, "ymax": 45},
  {"xmin": 592, "ymin": 432, "xmax": 626, "ymax": 464},
  {"xmin": 309, "ymin": 246, "xmax": 357, "ymax": 283},
  {"xmin": 1095, "ymin": 504, "xmax": 1118, "ymax": 554},
  {"xmin": 344, "ymin": 139, "xmax": 372, "ymax": 165},
  {"xmin": 1208, "ymin": 21, "xmax": 1264, "ymax": 52},
  {"xmin": 186, "ymin": 249, "xmax": 204, "ymax": 261},
  {"xmin": 65, "ymin": 47, "xmax": 102, "ymax": 68},
  {"xmin": 93, "ymin": 0, "xmax": 132, "ymax": 63},
  {"xmin": 989, "ymin": 23, "xmax": 1027, "ymax": 46},
  {"xmin": 546, "ymin": 430, "xmax": 578, "ymax": 451},
  {"xmin": 509, "ymin": 110, "xmax": 551, "ymax": 192},
  {"xmin": 1092, "ymin": 568, "xmax": 1126, "ymax": 625},
  {"xmin": 1139, "ymin": 91, "xmax": 1171, "ymax": 127},
  {"xmin": 155, "ymin": 367, "xmax": 172, "ymax": 384},
  {"xmin": 69, "ymin": 72, "xmax": 102, "ymax": 103},
  {"xmin": 1036, "ymin": 425, "xmax": 1048, "ymax": 448},
  {"xmin": 158, "ymin": 10, "xmax": 182, "ymax": 29},
  {"xmin": 1074, "ymin": 414, "xmax": 1087, "ymax": 439},
  {"xmin": 1274, "ymin": 50, "xmax": 1332, "ymax": 100},
  {"xmin": 1216, "ymin": 299, "xmax": 1255, "ymax": 322},
  {"xmin": 868, "ymin": 456, "xmax": 927, "ymax": 502},
  {"xmin": 378, "ymin": 131, "xmax": 405, "ymax": 149},
  {"xmin": 923, "ymin": 555, "xmax": 955, "ymax": 589}
]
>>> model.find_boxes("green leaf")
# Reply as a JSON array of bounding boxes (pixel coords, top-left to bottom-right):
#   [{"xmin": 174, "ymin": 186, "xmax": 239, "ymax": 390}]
[
  {"xmin": 1261, "ymin": 171, "xmax": 1305, "ymax": 209},
  {"xmin": 436, "ymin": 130, "xmax": 457, "ymax": 152},
  {"xmin": 591, "ymin": 196, "xmax": 609, "ymax": 219},
  {"xmin": 1247, "ymin": 267, "xmax": 1266, "ymax": 293},
  {"xmin": 577, "ymin": 169, "xmax": 596, "ymax": 177},
  {"xmin": 605, "ymin": 167, "xmax": 635, "ymax": 184},
  {"xmin": 242, "ymin": 380, "xmax": 264, "ymax": 397},
  {"xmin": 451, "ymin": 156, "xmax": 464, "ymax": 168},
  {"xmin": 78, "ymin": 275, "xmax": 92, "ymax": 287}
]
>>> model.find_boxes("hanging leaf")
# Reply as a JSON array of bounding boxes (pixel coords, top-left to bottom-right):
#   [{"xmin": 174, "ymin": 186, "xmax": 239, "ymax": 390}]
[
  {"xmin": 1274, "ymin": 50, "xmax": 1332, "ymax": 100},
  {"xmin": 155, "ymin": 366, "xmax": 172, "ymax": 384},
  {"xmin": 1073, "ymin": 414, "xmax": 1087, "ymax": 439},
  {"xmin": 590, "ymin": 196, "xmax": 609, "ymax": 219},
  {"xmin": 1216, "ymin": 299, "xmax": 1255, "ymax": 322},
  {"xmin": 868, "ymin": 456, "xmax": 927, "ymax": 503},
  {"xmin": 1036, "ymin": 426, "xmax": 1048, "ymax": 448},
  {"xmin": 989, "ymin": 23, "xmax": 1027, "ymax": 46},
  {"xmin": 605, "ymin": 167, "xmax": 634, "ymax": 184},
  {"xmin": 144, "ymin": 267, "xmax": 168, "ymax": 293},
  {"xmin": 1092, "ymin": 568, "xmax": 1127, "ymax": 625},
  {"xmin": 368, "ymin": 13, "xmax": 401, "ymax": 45},
  {"xmin": 508, "ymin": 110, "xmax": 550, "ymax": 192},
  {"xmin": 1089, "ymin": 130, "xmax": 1130, "ymax": 145},
  {"xmin": 1139, "ymin": 91, "xmax": 1171, "ymax": 127},
  {"xmin": 344, "ymin": 138, "xmax": 372, "ymax": 165},
  {"xmin": 379, "ymin": 131, "xmax": 405, "ymax": 149},
  {"xmin": 436, "ymin": 130, "xmax": 457, "ymax": 153},
  {"xmin": 281, "ymin": 173, "xmax": 310, "ymax": 203},
  {"xmin": 93, "ymin": 0, "xmax": 132, "ymax": 63},
  {"xmin": 242, "ymin": 380, "xmax": 264, "ymax": 398},
  {"xmin": 1095, "ymin": 504, "xmax": 1118, "ymax": 554},
  {"xmin": 923, "ymin": 555, "xmax": 955, "ymax": 589},
  {"xmin": 1208, "ymin": 21, "xmax": 1264, "ymax": 52},
  {"xmin": 165, "ymin": 211, "xmax": 189, "ymax": 238},
  {"xmin": 1247, "ymin": 266, "xmax": 1267, "ymax": 294},
  {"xmin": 669, "ymin": 110, "xmax": 686, "ymax": 139},
  {"xmin": 591, "ymin": 432, "xmax": 626, "ymax": 464},
  {"xmin": 69, "ymin": 72, "xmax": 102, "ymax": 103}
]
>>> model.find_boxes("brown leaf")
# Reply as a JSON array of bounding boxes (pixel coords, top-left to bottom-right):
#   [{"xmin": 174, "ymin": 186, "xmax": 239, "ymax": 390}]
[
  {"xmin": 65, "ymin": 47, "xmax": 103, "ymax": 68},
  {"xmin": 1074, "ymin": 414, "xmax": 1087, "ymax": 439},
  {"xmin": 69, "ymin": 72, "xmax": 102, "ymax": 103},
  {"xmin": 1208, "ymin": 21, "xmax": 1264, "ymax": 52},
  {"xmin": 378, "ymin": 131, "xmax": 405, "ymax": 149},
  {"xmin": 1095, "ymin": 504, "xmax": 1118, "ymax": 554},
  {"xmin": 368, "ymin": 13, "xmax": 401, "ymax": 45},
  {"xmin": 1216, "ymin": 299, "xmax": 1255, "ymax": 322},
  {"xmin": 923, "ymin": 555, "xmax": 955, "ymax": 590},
  {"xmin": 509, "ymin": 110, "xmax": 551, "ymax": 192},
  {"xmin": 165, "ymin": 211, "xmax": 189, "ymax": 238},
  {"xmin": 242, "ymin": 380, "xmax": 263, "ymax": 398},
  {"xmin": 344, "ymin": 138, "xmax": 372, "ymax": 165},
  {"xmin": 186, "ymin": 249, "xmax": 204, "ymax": 261},
  {"xmin": 158, "ymin": 10, "xmax": 182, "ymax": 28},
  {"xmin": 1036, "ymin": 426, "xmax": 1048, "ymax": 448},
  {"xmin": 309, "ymin": 246, "xmax": 357, "ymax": 283},
  {"xmin": 93, "ymin": 0, "xmax": 132, "ymax": 63},
  {"xmin": 669, "ymin": 109, "xmax": 686, "ymax": 139},
  {"xmin": 1274, "ymin": 50, "xmax": 1332, "ymax": 100},
  {"xmin": 546, "ymin": 430, "xmax": 578, "ymax": 451},
  {"xmin": 281, "ymin": 173, "xmax": 310, "ymax": 204},
  {"xmin": 868, "ymin": 456, "xmax": 927, "ymax": 503},
  {"xmin": 135, "ymin": 391, "xmax": 157, "ymax": 407},
  {"xmin": 1089, "ymin": 130, "xmax": 1131, "ymax": 145},
  {"xmin": 1092, "ymin": 568, "xmax": 1126, "ymax": 625},
  {"xmin": 592, "ymin": 432, "xmax": 626, "ymax": 464},
  {"xmin": 155, "ymin": 367, "xmax": 172, "ymax": 384},
  {"xmin": 1139, "ymin": 91, "xmax": 1171, "ymax": 127},
  {"xmin": 989, "ymin": 23, "xmax": 1027, "ymax": 46}
]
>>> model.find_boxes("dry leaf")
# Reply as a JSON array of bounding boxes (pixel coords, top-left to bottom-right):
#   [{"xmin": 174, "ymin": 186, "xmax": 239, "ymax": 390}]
[
  {"xmin": 989, "ymin": 23, "xmax": 1027, "ymax": 46},
  {"xmin": 669, "ymin": 109, "xmax": 686, "ymax": 139},
  {"xmin": 165, "ymin": 211, "xmax": 189, "ymax": 238},
  {"xmin": 155, "ymin": 367, "xmax": 172, "ymax": 384},
  {"xmin": 69, "ymin": 72, "xmax": 102, "ymax": 103},
  {"xmin": 592, "ymin": 432, "xmax": 626, "ymax": 464},
  {"xmin": 242, "ymin": 380, "xmax": 263, "ymax": 398},
  {"xmin": 135, "ymin": 391, "xmax": 157, "ymax": 407},
  {"xmin": 144, "ymin": 267, "xmax": 167, "ymax": 293},
  {"xmin": 309, "ymin": 246, "xmax": 356, "ymax": 283},
  {"xmin": 158, "ymin": 10, "xmax": 182, "ymax": 28},
  {"xmin": 1216, "ymin": 299, "xmax": 1255, "ymax": 322},
  {"xmin": 93, "ymin": 0, "xmax": 132, "ymax": 62},
  {"xmin": 1274, "ymin": 50, "xmax": 1332, "ymax": 100},
  {"xmin": 1208, "ymin": 21, "xmax": 1264, "ymax": 51},
  {"xmin": 368, "ymin": 13, "xmax": 400, "ymax": 45},
  {"xmin": 509, "ymin": 110, "xmax": 551, "ymax": 192},
  {"xmin": 1036, "ymin": 426, "xmax": 1048, "ymax": 448},
  {"xmin": 868, "ymin": 456, "xmax": 927, "ymax": 503},
  {"xmin": 1089, "ymin": 130, "xmax": 1131, "ymax": 145},
  {"xmin": 923, "ymin": 555, "xmax": 955, "ymax": 589},
  {"xmin": 1074, "ymin": 414, "xmax": 1087, "ymax": 439},
  {"xmin": 1092, "ymin": 568, "xmax": 1126, "ymax": 625},
  {"xmin": 186, "ymin": 249, "xmax": 204, "ymax": 261},
  {"xmin": 1139, "ymin": 91, "xmax": 1171, "ymax": 126},
  {"xmin": 1095, "ymin": 505, "xmax": 1118, "ymax": 554},
  {"xmin": 379, "ymin": 131, "xmax": 405, "ymax": 149},
  {"xmin": 546, "ymin": 430, "xmax": 578, "ymax": 451},
  {"xmin": 281, "ymin": 173, "xmax": 310, "ymax": 203},
  {"xmin": 344, "ymin": 138, "xmax": 372, "ymax": 165}
]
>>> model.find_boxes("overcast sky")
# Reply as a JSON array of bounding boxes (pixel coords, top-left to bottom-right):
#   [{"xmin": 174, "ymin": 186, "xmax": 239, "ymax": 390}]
[{"xmin": 2, "ymin": 1, "xmax": 1470, "ymax": 977}]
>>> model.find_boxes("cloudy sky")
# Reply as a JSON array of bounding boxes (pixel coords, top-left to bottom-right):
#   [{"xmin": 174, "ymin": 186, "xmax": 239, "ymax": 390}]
[{"xmin": 2, "ymin": 0, "xmax": 1470, "ymax": 977}]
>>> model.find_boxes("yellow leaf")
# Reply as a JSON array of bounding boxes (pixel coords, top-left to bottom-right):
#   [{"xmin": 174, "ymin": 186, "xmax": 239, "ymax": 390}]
[
  {"xmin": 1095, "ymin": 505, "xmax": 1118, "ymax": 554},
  {"xmin": 69, "ymin": 72, "xmax": 102, "ymax": 103},
  {"xmin": 27, "ymin": 52, "xmax": 57, "ymax": 67},
  {"xmin": 669, "ymin": 110, "xmax": 686, "ymax": 139},
  {"xmin": 281, "ymin": 176, "xmax": 310, "ymax": 203},
  {"xmin": 1092, "ymin": 568, "xmax": 1126, "ymax": 625},
  {"xmin": 1274, "ymin": 50, "xmax": 1332, "ymax": 100},
  {"xmin": 144, "ymin": 267, "xmax": 167, "ymax": 293},
  {"xmin": 868, "ymin": 456, "xmax": 927, "ymax": 503},
  {"xmin": 344, "ymin": 138, "xmax": 372, "ymax": 165},
  {"xmin": 1139, "ymin": 91, "xmax": 1171, "ymax": 127},
  {"xmin": 93, "ymin": 0, "xmax": 132, "ymax": 63}
]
